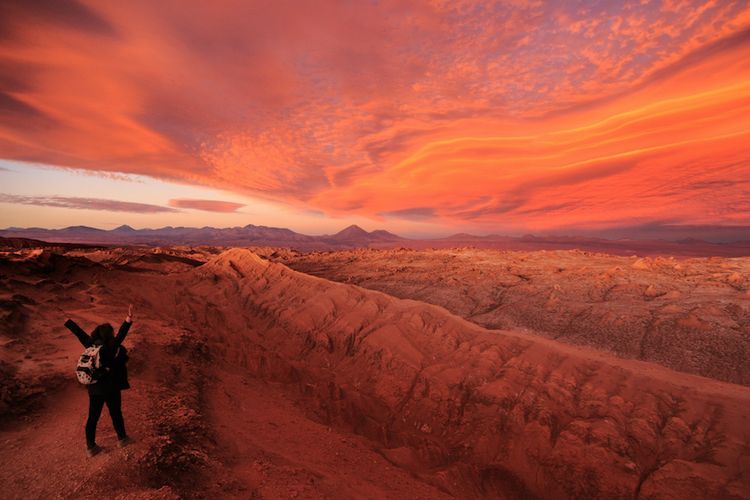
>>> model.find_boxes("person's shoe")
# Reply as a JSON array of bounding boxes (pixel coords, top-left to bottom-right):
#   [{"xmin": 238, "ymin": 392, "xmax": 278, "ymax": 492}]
[
  {"xmin": 117, "ymin": 436, "xmax": 133, "ymax": 448},
  {"xmin": 86, "ymin": 444, "xmax": 102, "ymax": 457}
]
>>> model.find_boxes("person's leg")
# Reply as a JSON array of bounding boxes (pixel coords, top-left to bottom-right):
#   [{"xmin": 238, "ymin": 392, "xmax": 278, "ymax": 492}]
[
  {"xmin": 105, "ymin": 390, "xmax": 127, "ymax": 440},
  {"xmin": 86, "ymin": 393, "xmax": 105, "ymax": 449}
]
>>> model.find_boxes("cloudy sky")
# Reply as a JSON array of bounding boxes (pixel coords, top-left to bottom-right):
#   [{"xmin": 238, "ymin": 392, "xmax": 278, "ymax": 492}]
[{"xmin": 1, "ymin": 0, "xmax": 749, "ymax": 238}]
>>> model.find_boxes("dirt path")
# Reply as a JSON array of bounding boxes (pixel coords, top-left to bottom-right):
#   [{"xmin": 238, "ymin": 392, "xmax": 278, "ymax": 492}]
[
  {"xmin": 0, "ymin": 382, "xmax": 105, "ymax": 497},
  {"xmin": 0, "ymin": 310, "xmax": 190, "ymax": 498}
]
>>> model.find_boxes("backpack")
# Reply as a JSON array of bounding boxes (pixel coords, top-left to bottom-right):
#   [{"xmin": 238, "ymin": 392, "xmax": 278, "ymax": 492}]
[{"xmin": 76, "ymin": 345, "xmax": 105, "ymax": 385}]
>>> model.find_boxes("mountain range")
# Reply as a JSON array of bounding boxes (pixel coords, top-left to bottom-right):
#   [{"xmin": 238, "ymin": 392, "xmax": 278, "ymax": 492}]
[
  {"xmin": 0, "ymin": 224, "xmax": 403, "ymax": 249},
  {"xmin": 1, "ymin": 224, "xmax": 749, "ymax": 256}
]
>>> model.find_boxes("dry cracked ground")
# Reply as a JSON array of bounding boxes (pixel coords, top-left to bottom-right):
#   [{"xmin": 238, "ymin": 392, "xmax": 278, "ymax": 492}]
[{"xmin": 1, "ymin": 242, "xmax": 749, "ymax": 499}]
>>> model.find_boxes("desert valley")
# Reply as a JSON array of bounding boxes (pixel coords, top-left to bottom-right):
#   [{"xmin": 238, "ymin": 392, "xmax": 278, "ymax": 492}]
[
  {"xmin": 1, "ymin": 237, "xmax": 748, "ymax": 499},
  {"xmin": 2, "ymin": 1, "xmax": 750, "ymax": 498}
]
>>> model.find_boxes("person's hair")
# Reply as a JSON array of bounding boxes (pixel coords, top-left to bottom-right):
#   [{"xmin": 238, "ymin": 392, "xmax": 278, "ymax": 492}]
[{"xmin": 91, "ymin": 323, "xmax": 114, "ymax": 347}]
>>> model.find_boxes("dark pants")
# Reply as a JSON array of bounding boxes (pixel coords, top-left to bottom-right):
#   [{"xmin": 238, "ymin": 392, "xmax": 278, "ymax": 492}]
[{"xmin": 86, "ymin": 390, "xmax": 127, "ymax": 448}]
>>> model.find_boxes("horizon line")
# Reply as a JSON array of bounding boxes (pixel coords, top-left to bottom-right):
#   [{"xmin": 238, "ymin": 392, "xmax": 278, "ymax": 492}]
[{"xmin": 2, "ymin": 222, "xmax": 750, "ymax": 245}]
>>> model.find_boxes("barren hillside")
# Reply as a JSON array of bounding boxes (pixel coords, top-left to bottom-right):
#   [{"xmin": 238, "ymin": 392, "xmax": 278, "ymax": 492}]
[
  {"xmin": 1, "ymin": 245, "xmax": 749, "ymax": 498},
  {"xmin": 274, "ymin": 247, "xmax": 750, "ymax": 385}
]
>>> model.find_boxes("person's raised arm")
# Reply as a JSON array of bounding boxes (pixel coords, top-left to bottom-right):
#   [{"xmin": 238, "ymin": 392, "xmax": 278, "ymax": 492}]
[
  {"xmin": 115, "ymin": 304, "xmax": 133, "ymax": 346},
  {"xmin": 64, "ymin": 318, "xmax": 92, "ymax": 347}
]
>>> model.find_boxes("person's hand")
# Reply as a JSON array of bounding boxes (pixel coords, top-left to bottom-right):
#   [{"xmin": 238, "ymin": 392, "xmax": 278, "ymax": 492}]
[{"xmin": 127, "ymin": 303, "xmax": 134, "ymax": 322}]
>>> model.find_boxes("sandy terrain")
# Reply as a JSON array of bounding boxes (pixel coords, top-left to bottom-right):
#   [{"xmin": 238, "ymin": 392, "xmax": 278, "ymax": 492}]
[
  {"xmin": 1, "ymin": 244, "xmax": 749, "ymax": 498},
  {"xmin": 273, "ymin": 247, "xmax": 750, "ymax": 385}
]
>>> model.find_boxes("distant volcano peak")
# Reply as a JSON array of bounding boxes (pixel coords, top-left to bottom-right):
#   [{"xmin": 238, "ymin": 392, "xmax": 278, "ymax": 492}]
[{"xmin": 332, "ymin": 224, "xmax": 370, "ymax": 239}]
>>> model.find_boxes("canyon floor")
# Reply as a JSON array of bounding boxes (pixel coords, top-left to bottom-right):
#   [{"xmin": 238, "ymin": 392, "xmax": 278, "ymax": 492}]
[{"xmin": 1, "ymin": 242, "xmax": 749, "ymax": 499}]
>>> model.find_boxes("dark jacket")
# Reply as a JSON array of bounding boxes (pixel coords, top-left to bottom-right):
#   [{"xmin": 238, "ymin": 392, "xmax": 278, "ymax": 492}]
[{"xmin": 65, "ymin": 319, "xmax": 131, "ymax": 395}]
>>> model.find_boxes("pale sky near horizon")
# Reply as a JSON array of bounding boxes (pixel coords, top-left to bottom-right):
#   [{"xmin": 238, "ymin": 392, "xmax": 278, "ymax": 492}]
[
  {"xmin": 1, "ymin": 1, "xmax": 749, "ymax": 240},
  {"xmin": 0, "ymin": 160, "xmax": 456, "ymax": 237}
]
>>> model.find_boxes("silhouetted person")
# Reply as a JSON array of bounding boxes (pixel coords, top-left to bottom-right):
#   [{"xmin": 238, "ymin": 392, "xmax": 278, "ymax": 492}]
[{"xmin": 65, "ymin": 304, "xmax": 134, "ymax": 456}]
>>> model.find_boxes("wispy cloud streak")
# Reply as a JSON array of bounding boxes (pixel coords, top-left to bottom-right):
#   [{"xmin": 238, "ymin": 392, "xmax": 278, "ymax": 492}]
[
  {"xmin": 168, "ymin": 198, "xmax": 245, "ymax": 213},
  {"xmin": 0, "ymin": 194, "xmax": 177, "ymax": 213}
]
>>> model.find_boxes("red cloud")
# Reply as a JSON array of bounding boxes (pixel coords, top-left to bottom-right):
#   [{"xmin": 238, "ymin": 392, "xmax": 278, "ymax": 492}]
[
  {"xmin": 168, "ymin": 198, "xmax": 245, "ymax": 213},
  {"xmin": 0, "ymin": 1, "xmax": 749, "ymax": 232}
]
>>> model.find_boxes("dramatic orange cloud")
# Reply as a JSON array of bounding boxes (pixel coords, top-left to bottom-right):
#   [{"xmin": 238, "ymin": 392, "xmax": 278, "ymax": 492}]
[{"xmin": 1, "ymin": 0, "xmax": 749, "ymax": 234}]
